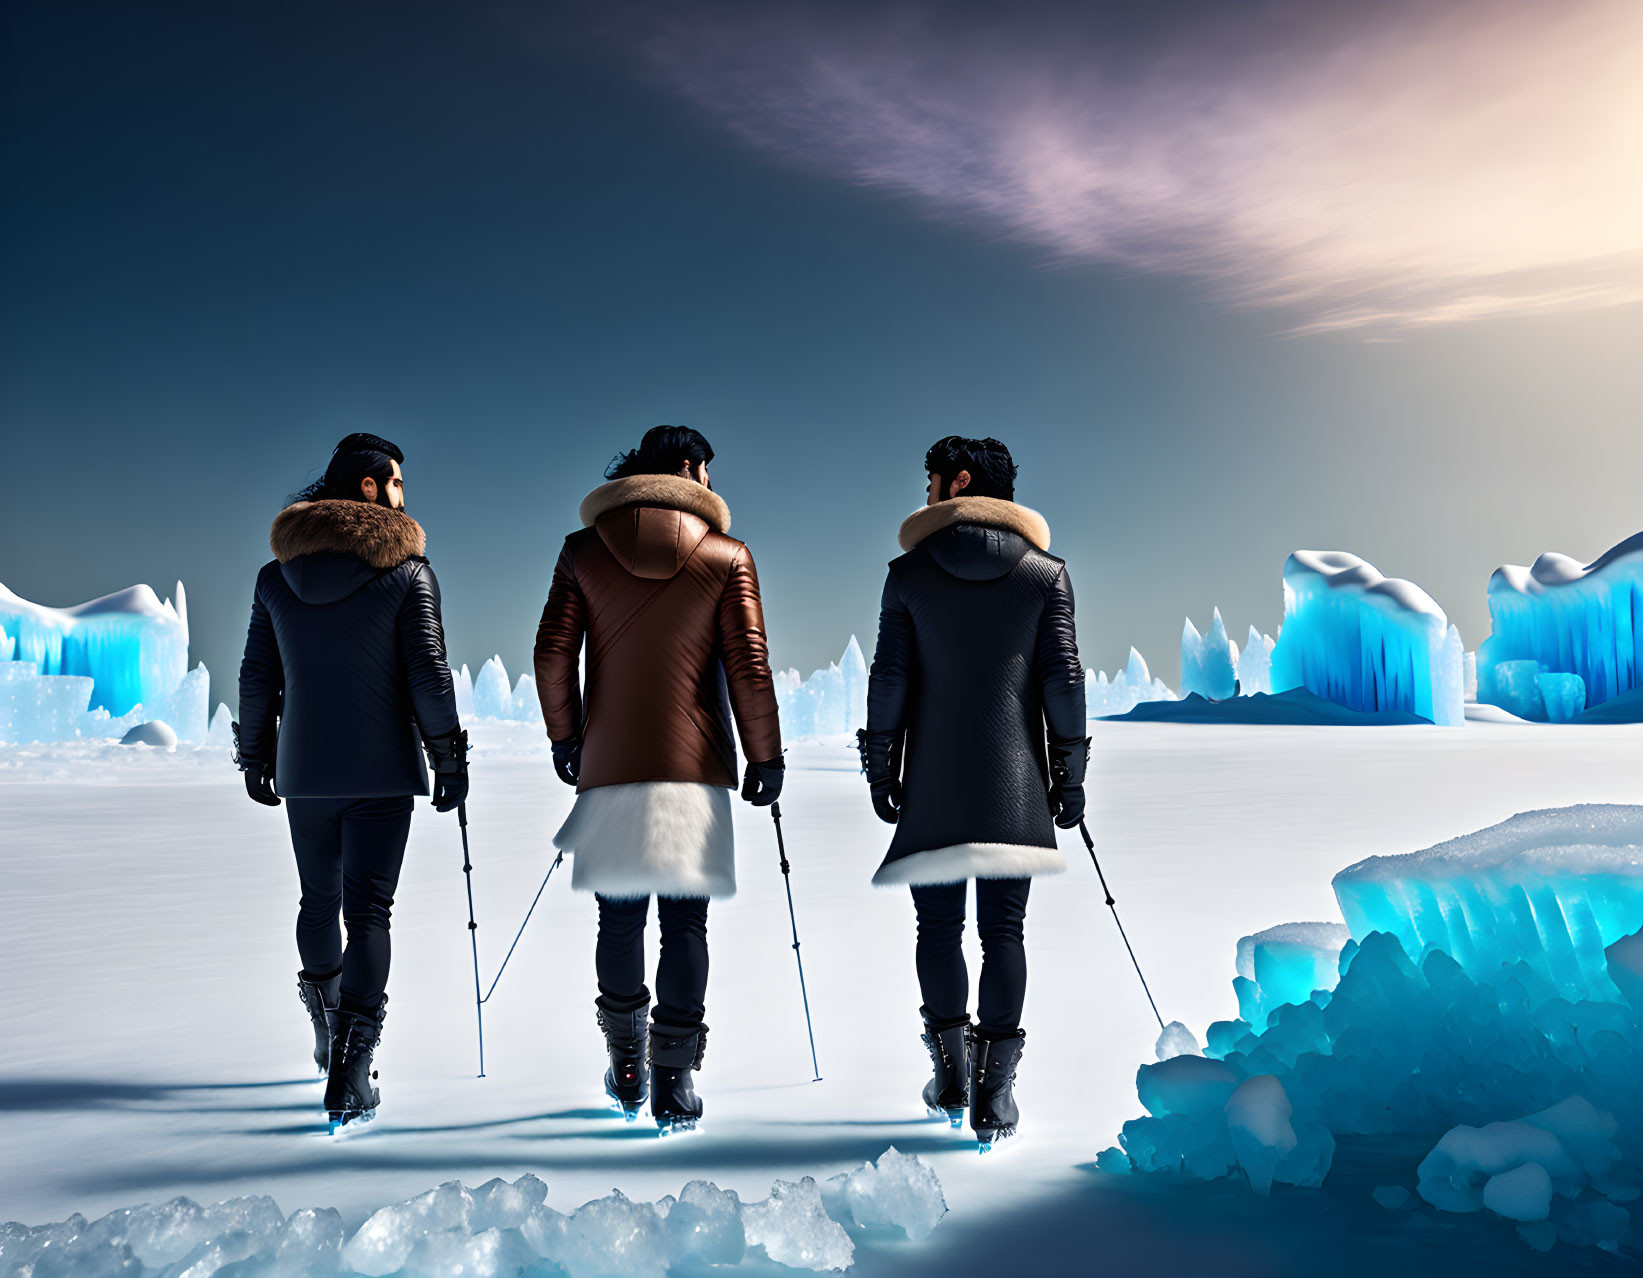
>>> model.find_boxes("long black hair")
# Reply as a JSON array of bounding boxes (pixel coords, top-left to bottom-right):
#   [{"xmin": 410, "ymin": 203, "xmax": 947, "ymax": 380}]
[
  {"xmin": 293, "ymin": 433, "xmax": 405, "ymax": 504},
  {"xmin": 606, "ymin": 425, "xmax": 714, "ymax": 479},
  {"xmin": 925, "ymin": 435, "xmax": 1017, "ymax": 500}
]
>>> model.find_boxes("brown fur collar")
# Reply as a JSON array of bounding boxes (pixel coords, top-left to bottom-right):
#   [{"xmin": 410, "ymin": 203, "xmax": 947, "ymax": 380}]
[
  {"xmin": 898, "ymin": 497, "xmax": 1051, "ymax": 553},
  {"xmin": 579, "ymin": 474, "xmax": 731, "ymax": 534},
  {"xmin": 270, "ymin": 500, "xmax": 427, "ymax": 569}
]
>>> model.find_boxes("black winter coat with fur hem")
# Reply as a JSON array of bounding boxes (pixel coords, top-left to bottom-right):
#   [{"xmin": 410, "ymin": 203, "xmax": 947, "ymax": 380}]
[{"xmin": 866, "ymin": 497, "xmax": 1086, "ymax": 887}]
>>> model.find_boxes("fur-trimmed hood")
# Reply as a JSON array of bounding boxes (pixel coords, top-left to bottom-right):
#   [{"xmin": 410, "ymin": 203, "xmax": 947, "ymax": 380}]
[
  {"xmin": 579, "ymin": 474, "xmax": 731, "ymax": 535},
  {"xmin": 270, "ymin": 500, "xmax": 427, "ymax": 569},
  {"xmin": 898, "ymin": 497, "xmax": 1051, "ymax": 553}
]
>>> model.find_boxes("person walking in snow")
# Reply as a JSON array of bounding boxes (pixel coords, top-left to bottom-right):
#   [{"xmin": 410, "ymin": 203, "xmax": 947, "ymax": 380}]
[
  {"xmin": 858, "ymin": 435, "xmax": 1087, "ymax": 1148},
  {"xmin": 236, "ymin": 432, "xmax": 468, "ymax": 1131},
  {"xmin": 534, "ymin": 425, "xmax": 784, "ymax": 1133}
]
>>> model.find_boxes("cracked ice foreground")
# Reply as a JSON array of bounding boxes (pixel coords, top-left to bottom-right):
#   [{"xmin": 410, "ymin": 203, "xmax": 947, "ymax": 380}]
[{"xmin": 0, "ymin": 1150, "xmax": 945, "ymax": 1277}]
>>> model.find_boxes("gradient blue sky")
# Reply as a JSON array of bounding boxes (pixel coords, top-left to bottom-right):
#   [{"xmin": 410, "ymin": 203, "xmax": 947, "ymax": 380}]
[{"xmin": 2, "ymin": 0, "xmax": 1640, "ymax": 708}]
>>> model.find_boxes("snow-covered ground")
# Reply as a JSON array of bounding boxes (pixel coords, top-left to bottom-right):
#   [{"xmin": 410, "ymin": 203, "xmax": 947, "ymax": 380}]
[{"xmin": 4, "ymin": 721, "xmax": 1642, "ymax": 1273}]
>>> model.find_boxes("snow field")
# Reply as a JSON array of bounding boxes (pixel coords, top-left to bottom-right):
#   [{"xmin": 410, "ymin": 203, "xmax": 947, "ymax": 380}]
[{"xmin": 3, "ymin": 721, "xmax": 1642, "ymax": 1272}]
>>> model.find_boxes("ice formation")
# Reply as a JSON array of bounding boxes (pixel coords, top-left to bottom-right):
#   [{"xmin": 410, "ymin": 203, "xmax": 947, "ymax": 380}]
[
  {"xmin": 0, "ymin": 581, "xmax": 211, "ymax": 744},
  {"xmin": 1180, "ymin": 609, "xmax": 1238, "ymax": 701},
  {"xmin": 0, "ymin": 580, "xmax": 189, "ymax": 716},
  {"xmin": 1102, "ymin": 804, "xmax": 1643, "ymax": 1254},
  {"xmin": 1477, "ymin": 530, "xmax": 1643, "ymax": 720},
  {"xmin": 0, "ymin": 1154, "xmax": 945, "ymax": 1275},
  {"xmin": 1333, "ymin": 805, "xmax": 1643, "ymax": 1003},
  {"xmin": 1086, "ymin": 647, "xmax": 1177, "ymax": 719},
  {"xmin": 1233, "ymin": 922, "xmax": 1350, "ymax": 1033},
  {"xmin": 1236, "ymin": 626, "xmax": 1275, "ymax": 697},
  {"xmin": 821, "ymin": 1146, "xmax": 948, "ymax": 1242},
  {"xmin": 453, "ymin": 663, "xmax": 475, "ymax": 722},
  {"xmin": 774, "ymin": 636, "xmax": 868, "ymax": 740},
  {"xmin": 1269, "ymin": 551, "xmax": 1466, "ymax": 726},
  {"xmin": 471, "ymin": 656, "xmax": 540, "ymax": 722}
]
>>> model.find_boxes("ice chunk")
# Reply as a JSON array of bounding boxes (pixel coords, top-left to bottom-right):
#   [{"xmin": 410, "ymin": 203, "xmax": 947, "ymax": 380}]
[
  {"xmin": 1482, "ymin": 1162, "xmax": 1553, "ymax": 1221},
  {"xmin": 342, "ymin": 1180, "xmax": 474, "ymax": 1276},
  {"xmin": 1478, "ymin": 530, "xmax": 1643, "ymax": 716},
  {"xmin": 1417, "ymin": 1119, "xmax": 1580, "ymax": 1212},
  {"xmin": 1536, "ymin": 672, "xmax": 1586, "ymax": 722},
  {"xmin": 0, "ymin": 579, "xmax": 190, "ymax": 717},
  {"xmin": 1604, "ymin": 926, "xmax": 1643, "ymax": 1007},
  {"xmin": 662, "ymin": 1180, "xmax": 746, "ymax": 1265},
  {"xmin": 1493, "ymin": 659, "xmax": 1546, "ymax": 719},
  {"xmin": 0, "ymin": 663, "xmax": 94, "ymax": 742},
  {"xmin": 120, "ymin": 720, "xmax": 177, "ymax": 749},
  {"xmin": 470, "ymin": 1172, "xmax": 548, "ymax": 1231},
  {"xmin": 522, "ymin": 1190, "xmax": 669, "ymax": 1278},
  {"xmin": 1087, "ymin": 647, "xmax": 1177, "ymax": 719},
  {"xmin": 1180, "ymin": 609, "xmax": 1238, "ymax": 701},
  {"xmin": 1136, "ymin": 1055, "xmax": 1239, "ymax": 1116},
  {"xmin": 1236, "ymin": 626, "xmax": 1275, "ymax": 696},
  {"xmin": 742, "ymin": 1176, "xmax": 854, "ymax": 1271},
  {"xmin": 1269, "ymin": 551, "xmax": 1465, "ymax": 726},
  {"xmin": 775, "ymin": 637, "xmax": 868, "ymax": 739},
  {"xmin": 1154, "ymin": 1020, "xmax": 1203, "ymax": 1060},
  {"xmin": 1233, "ymin": 922, "xmax": 1350, "ymax": 1033},
  {"xmin": 1333, "ymin": 804, "xmax": 1643, "ymax": 1001},
  {"xmin": 1224, "ymin": 1075, "xmax": 1296, "ymax": 1196},
  {"xmin": 822, "ymin": 1146, "xmax": 946, "ymax": 1242}
]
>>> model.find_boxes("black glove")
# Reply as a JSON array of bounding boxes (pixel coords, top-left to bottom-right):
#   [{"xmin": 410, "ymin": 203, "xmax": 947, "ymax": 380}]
[
  {"xmin": 856, "ymin": 728, "xmax": 903, "ymax": 825},
  {"xmin": 1047, "ymin": 734, "xmax": 1091, "ymax": 830},
  {"xmin": 232, "ymin": 720, "xmax": 280, "ymax": 807},
  {"xmin": 423, "ymin": 728, "xmax": 470, "ymax": 814},
  {"xmin": 551, "ymin": 737, "xmax": 582, "ymax": 788},
  {"xmin": 741, "ymin": 755, "xmax": 784, "ymax": 806}
]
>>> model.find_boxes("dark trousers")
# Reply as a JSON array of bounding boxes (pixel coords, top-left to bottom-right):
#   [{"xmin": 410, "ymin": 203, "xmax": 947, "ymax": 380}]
[
  {"xmin": 286, "ymin": 796, "xmax": 414, "ymax": 1013},
  {"xmin": 910, "ymin": 877, "xmax": 1031, "ymax": 1038},
  {"xmin": 594, "ymin": 894, "xmax": 709, "ymax": 1029}
]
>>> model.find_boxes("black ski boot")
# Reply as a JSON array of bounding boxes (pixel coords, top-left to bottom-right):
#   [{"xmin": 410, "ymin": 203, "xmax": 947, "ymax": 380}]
[
  {"xmin": 297, "ymin": 969, "xmax": 341, "ymax": 1075},
  {"xmin": 920, "ymin": 1012, "xmax": 971, "ymax": 1127},
  {"xmin": 968, "ymin": 1027, "xmax": 1025, "ymax": 1151},
  {"xmin": 649, "ymin": 1020, "xmax": 707, "ymax": 1134},
  {"xmin": 325, "ymin": 995, "xmax": 387, "ymax": 1133},
  {"xmin": 596, "ymin": 996, "xmax": 650, "ymax": 1121}
]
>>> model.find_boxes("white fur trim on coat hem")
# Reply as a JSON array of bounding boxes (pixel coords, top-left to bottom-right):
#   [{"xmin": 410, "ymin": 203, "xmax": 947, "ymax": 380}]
[
  {"xmin": 555, "ymin": 781, "xmax": 736, "ymax": 899},
  {"xmin": 871, "ymin": 842, "xmax": 1067, "ymax": 887}
]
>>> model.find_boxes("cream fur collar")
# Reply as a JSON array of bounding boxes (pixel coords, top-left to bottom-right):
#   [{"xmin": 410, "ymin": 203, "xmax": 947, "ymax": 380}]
[
  {"xmin": 898, "ymin": 497, "xmax": 1051, "ymax": 553},
  {"xmin": 579, "ymin": 474, "xmax": 731, "ymax": 534},
  {"xmin": 270, "ymin": 500, "xmax": 426, "ymax": 568}
]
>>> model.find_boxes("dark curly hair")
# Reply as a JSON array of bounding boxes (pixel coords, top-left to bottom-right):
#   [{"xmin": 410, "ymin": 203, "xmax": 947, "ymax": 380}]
[
  {"xmin": 292, "ymin": 433, "xmax": 405, "ymax": 504},
  {"xmin": 924, "ymin": 435, "xmax": 1017, "ymax": 500},
  {"xmin": 606, "ymin": 425, "xmax": 715, "ymax": 480}
]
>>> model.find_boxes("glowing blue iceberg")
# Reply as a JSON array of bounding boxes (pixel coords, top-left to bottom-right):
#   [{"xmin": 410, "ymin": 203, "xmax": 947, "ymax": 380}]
[
  {"xmin": 1233, "ymin": 922, "xmax": 1350, "ymax": 1032},
  {"xmin": 1477, "ymin": 531, "xmax": 1643, "ymax": 721},
  {"xmin": 1269, "ymin": 551, "xmax": 1465, "ymax": 726},
  {"xmin": 472, "ymin": 656, "xmax": 539, "ymax": 722},
  {"xmin": 1236, "ymin": 626, "xmax": 1276, "ymax": 696},
  {"xmin": 1332, "ymin": 805, "xmax": 1643, "ymax": 1002},
  {"xmin": 0, "ymin": 580, "xmax": 189, "ymax": 717}
]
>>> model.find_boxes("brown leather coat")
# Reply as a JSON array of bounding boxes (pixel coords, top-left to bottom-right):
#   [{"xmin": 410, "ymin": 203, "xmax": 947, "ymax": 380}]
[{"xmin": 533, "ymin": 474, "xmax": 782, "ymax": 791}]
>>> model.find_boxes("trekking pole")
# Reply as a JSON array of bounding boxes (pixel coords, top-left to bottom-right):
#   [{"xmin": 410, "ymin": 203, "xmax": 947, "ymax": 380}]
[
  {"xmin": 456, "ymin": 804, "xmax": 567, "ymax": 1079},
  {"xmin": 1078, "ymin": 818, "xmax": 1165, "ymax": 1031},
  {"xmin": 457, "ymin": 801, "xmax": 486, "ymax": 1077},
  {"xmin": 771, "ymin": 802, "xmax": 822, "ymax": 1081}
]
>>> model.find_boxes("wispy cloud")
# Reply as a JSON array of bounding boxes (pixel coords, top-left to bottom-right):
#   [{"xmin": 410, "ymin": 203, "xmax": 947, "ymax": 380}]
[{"xmin": 618, "ymin": 0, "xmax": 1643, "ymax": 333}]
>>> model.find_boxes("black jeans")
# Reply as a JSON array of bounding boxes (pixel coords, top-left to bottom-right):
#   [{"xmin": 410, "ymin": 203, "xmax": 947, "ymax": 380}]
[
  {"xmin": 286, "ymin": 796, "xmax": 414, "ymax": 1013},
  {"xmin": 910, "ymin": 877, "xmax": 1031, "ymax": 1038},
  {"xmin": 595, "ymin": 894, "xmax": 709, "ymax": 1029}
]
